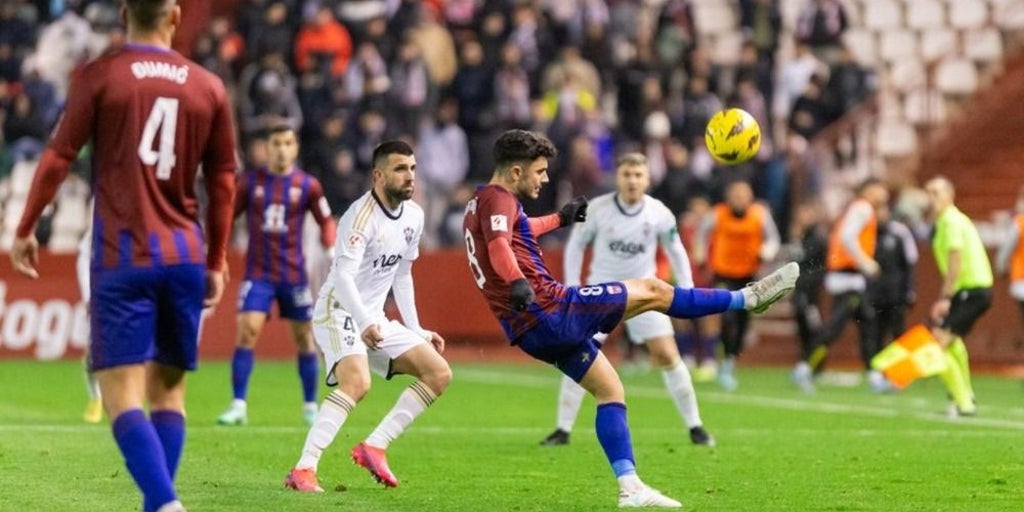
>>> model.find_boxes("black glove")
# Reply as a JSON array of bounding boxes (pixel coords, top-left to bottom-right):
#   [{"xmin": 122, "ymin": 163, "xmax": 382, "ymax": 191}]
[
  {"xmin": 558, "ymin": 196, "xmax": 589, "ymax": 227},
  {"xmin": 509, "ymin": 278, "xmax": 536, "ymax": 312}
]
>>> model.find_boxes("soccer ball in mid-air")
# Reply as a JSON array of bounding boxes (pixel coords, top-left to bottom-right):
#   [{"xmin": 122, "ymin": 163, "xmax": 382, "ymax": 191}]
[{"xmin": 705, "ymin": 108, "xmax": 761, "ymax": 165}]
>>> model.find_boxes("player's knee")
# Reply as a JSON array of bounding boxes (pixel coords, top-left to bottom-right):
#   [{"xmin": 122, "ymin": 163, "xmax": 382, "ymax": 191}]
[
  {"xmin": 421, "ymin": 364, "xmax": 452, "ymax": 395},
  {"xmin": 339, "ymin": 374, "xmax": 371, "ymax": 402},
  {"xmin": 238, "ymin": 325, "xmax": 261, "ymax": 348},
  {"xmin": 648, "ymin": 349, "xmax": 676, "ymax": 369}
]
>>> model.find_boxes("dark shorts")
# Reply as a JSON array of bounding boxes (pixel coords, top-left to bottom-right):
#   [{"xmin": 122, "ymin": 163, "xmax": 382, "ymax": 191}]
[
  {"xmin": 941, "ymin": 288, "xmax": 993, "ymax": 337},
  {"xmin": 238, "ymin": 279, "xmax": 313, "ymax": 321},
  {"xmin": 515, "ymin": 283, "xmax": 628, "ymax": 382},
  {"xmin": 90, "ymin": 264, "xmax": 205, "ymax": 372}
]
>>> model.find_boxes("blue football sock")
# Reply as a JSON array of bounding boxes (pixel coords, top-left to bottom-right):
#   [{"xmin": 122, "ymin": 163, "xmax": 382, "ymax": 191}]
[
  {"xmin": 112, "ymin": 409, "xmax": 176, "ymax": 512},
  {"xmin": 729, "ymin": 290, "xmax": 745, "ymax": 310},
  {"xmin": 298, "ymin": 351, "xmax": 319, "ymax": 403},
  {"xmin": 595, "ymin": 403, "xmax": 636, "ymax": 477},
  {"xmin": 667, "ymin": 287, "xmax": 734, "ymax": 318},
  {"xmin": 231, "ymin": 347, "xmax": 254, "ymax": 401},
  {"xmin": 150, "ymin": 410, "xmax": 185, "ymax": 480},
  {"xmin": 676, "ymin": 331, "xmax": 695, "ymax": 358}
]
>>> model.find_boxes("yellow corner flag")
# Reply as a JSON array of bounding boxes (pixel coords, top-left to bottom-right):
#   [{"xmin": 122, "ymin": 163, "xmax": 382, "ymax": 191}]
[{"xmin": 870, "ymin": 324, "xmax": 948, "ymax": 389}]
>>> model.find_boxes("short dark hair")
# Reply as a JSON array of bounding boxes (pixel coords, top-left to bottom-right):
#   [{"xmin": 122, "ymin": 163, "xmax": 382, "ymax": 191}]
[
  {"xmin": 125, "ymin": 0, "xmax": 174, "ymax": 31},
  {"xmin": 493, "ymin": 129, "xmax": 557, "ymax": 172},
  {"xmin": 372, "ymin": 140, "xmax": 415, "ymax": 169},
  {"xmin": 266, "ymin": 124, "xmax": 295, "ymax": 138}
]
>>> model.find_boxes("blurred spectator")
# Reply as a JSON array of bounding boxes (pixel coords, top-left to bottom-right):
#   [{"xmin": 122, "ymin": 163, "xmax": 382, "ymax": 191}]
[
  {"xmin": 643, "ymin": 110, "xmax": 672, "ymax": 187},
  {"xmin": 361, "ymin": 15, "xmax": 394, "ymax": 62},
  {"xmin": 407, "ymin": 10, "xmax": 458, "ymax": 87},
  {"xmin": 320, "ymin": 149, "xmax": 368, "ymax": 216},
  {"xmin": 794, "ymin": 0, "xmax": 848, "ymax": 62},
  {"xmin": 451, "ymin": 40, "xmax": 493, "ymax": 133},
  {"xmin": 653, "ymin": 141, "xmax": 703, "ymax": 217},
  {"xmin": 773, "ymin": 42, "xmax": 822, "ymax": 128},
  {"xmin": 337, "ymin": 0, "xmax": 388, "ymax": 40},
  {"xmin": 3, "ymin": 93, "xmax": 47, "ymax": 162},
  {"xmin": 788, "ymin": 77, "xmax": 829, "ymax": 141},
  {"xmin": 0, "ymin": 43, "xmax": 21, "ymax": 82},
  {"xmin": 494, "ymin": 42, "xmax": 532, "ymax": 130},
  {"xmin": 678, "ymin": 76, "xmax": 722, "ymax": 150},
  {"xmin": 249, "ymin": 2, "xmax": 293, "ymax": 61},
  {"xmin": 565, "ymin": 135, "xmax": 604, "ymax": 198},
  {"xmin": 352, "ymin": 108, "xmax": 388, "ymax": 171},
  {"xmin": 546, "ymin": 0, "xmax": 609, "ymax": 49},
  {"xmin": 295, "ymin": 5, "xmax": 353, "ymax": 77},
  {"xmin": 508, "ymin": 1, "xmax": 556, "ymax": 95},
  {"xmin": 0, "ymin": 1, "xmax": 34, "ymax": 52},
  {"xmin": 306, "ymin": 114, "xmax": 355, "ymax": 182},
  {"xmin": 477, "ymin": 9, "xmax": 507, "ymax": 64},
  {"xmin": 542, "ymin": 45, "xmax": 601, "ymax": 99},
  {"xmin": 344, "ymin": 41, "xmax": 391, "ymax": 108},
  {"xmin": 443, "ymin": 0, "xmax": 478, "ymax": 32},
  {"xmin": 615, "ymin": 49, "xmax": 657, "ymax": 142},
  {"xmin": 389, "ymin": 0, "xmax": 426, "ymax": 39},
  {"xmin": 739, "ymin": 0, "xmax": 782, "ymax": 64},
  {"xmin": 439, "ymin": 183, "xmax": 477, "ymax": 247},
  {"xmin": 655, "ymin": 0, "xmax": 696, "ymax": 66},
  {"xmin": 30, "ymin": 6, "xmax": 93, "ymax": 99},
  {"xmin": 824, "ymin": 46, "xmax": 872, "ymax": 121},
  {"xmin": 238, "ymin": 51, "xmax": 303, "ymax": 138},
  {"xmin": 736, "ymin": 42, "xmax": 774, "ymax": 116},
  {"xmin": 18, "ymin": 62, "xmax": 58, "ymax": 126},
  {"xmin": 193, "ymin": 16, "xmax": 245, "ymax": 85},
  {"xmin": 417, "ymin": 96, "xmax": 469, "ymax": 247},
  {"xmin": 389, "ymin": 37, "xmax": 431, "ymax": 135}
]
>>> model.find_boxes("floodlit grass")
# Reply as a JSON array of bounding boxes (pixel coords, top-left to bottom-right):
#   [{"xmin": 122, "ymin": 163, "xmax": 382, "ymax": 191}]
[{"xmin": 1, "ymin": 360, "xmax": 1022, "ymax": 511}]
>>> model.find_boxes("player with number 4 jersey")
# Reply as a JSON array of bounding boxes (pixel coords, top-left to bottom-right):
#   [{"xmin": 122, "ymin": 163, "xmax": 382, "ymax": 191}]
[
  {"xmin": 11, "ymin": 2, "xmax": 237, "ymax": 510},
  {"xmin": 463, "ymin": 130, "xmax": 799, "ymax": 508}
]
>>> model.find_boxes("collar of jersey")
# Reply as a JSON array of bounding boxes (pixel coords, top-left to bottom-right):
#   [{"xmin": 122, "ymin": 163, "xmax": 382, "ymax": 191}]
[
  {"xmin": 371, "ymin": 189, "xmax": 404, "ymax": 220},
  {"xmin": 613, "ymin": 194, "xmax": 645, "ymax": 217},
  {"xmin": 124, "ymin": 43, "xmax": 174, "ymax": 54}
]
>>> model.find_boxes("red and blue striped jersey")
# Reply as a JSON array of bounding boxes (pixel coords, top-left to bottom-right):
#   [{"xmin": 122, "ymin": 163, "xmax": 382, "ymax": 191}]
[
  {"xmin": 463, "ymin": 184, "xmax": 566, "ymax": 340},
  {"xmin": 235, "ymin": 167, "xmax": 336, "ymax": 285}
]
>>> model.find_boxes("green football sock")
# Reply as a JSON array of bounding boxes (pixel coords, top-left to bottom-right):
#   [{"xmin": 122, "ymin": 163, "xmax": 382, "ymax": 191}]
[
  {"xmin": 947, "ymin": 338, "xmax": 974, "ymax": 400},
  {"xmin": 938, "ymin": 351, "xmax": 973, "ymax": 410}
]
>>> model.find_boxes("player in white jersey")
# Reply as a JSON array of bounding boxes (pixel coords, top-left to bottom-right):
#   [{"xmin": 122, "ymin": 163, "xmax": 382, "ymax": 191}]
[
  {"xmin": 284, "ymin": 141, "xmax": 451, "ymax": 492},
  {"xmin": 76, "ymin": 218, "xmax": 103, "ymax": 423},
  {"xmin": 540, "ymin": 153, "xmax": 714, "ymax": 447}
]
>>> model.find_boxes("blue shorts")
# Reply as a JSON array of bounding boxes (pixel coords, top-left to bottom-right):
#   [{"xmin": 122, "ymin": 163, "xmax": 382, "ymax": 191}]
[
  {"xmin": 516, "ymin": 283, "xmax": 627, "ymax": 382},
  {"xmin": 89, "ymin": 264, "xmax": 205, "ymax": 372},
  {"xmin": 238, "ymin": 279, "xmax": 313, "ymax": 321}
]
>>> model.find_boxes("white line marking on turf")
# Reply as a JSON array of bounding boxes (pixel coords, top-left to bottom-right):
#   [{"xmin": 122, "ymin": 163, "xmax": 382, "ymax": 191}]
[{"xmin": 454, "ymin": 368, "xmax": 1024, "ymax": 431}]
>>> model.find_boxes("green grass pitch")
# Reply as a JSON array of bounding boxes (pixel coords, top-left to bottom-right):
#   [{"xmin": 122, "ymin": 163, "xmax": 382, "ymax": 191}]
[{"xmin": 1, "ymin": 360, "xmax": 1022, "ymax": 511}]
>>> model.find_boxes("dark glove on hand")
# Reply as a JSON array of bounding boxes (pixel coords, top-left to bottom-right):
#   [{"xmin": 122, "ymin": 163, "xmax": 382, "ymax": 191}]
[
  {"xmin": 509, "ymin": 278, "xmax": 536, "ymax": 312},
  {"xmin": 558, "ymin": 196, "xmax": 589, "ymax": 227}
]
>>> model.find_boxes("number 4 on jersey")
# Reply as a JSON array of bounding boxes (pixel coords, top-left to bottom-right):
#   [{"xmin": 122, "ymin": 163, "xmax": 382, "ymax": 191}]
[{"xmin": 138, "ymin": 97, "xmax": 179, "ymax": 180}]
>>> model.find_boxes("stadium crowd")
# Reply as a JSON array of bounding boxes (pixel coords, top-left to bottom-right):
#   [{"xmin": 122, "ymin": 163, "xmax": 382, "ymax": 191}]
[{"xmin": 0, "ymin": 0, "xmax": 875, "ymax": 250}]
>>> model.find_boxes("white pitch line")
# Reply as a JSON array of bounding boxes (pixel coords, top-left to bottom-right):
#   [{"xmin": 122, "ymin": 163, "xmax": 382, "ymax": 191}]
[{"xmin": 454, "ymin": 368, "xmax": 1024, "ymax": 431}]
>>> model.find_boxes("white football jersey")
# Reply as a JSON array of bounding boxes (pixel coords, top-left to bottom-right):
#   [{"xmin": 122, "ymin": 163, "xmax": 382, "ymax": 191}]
[
  {"xmin": 569, "ymin": 193, "xmax": 679, "ymax": 284},
  {"xmin": 323, "ymin": 191, "xmax": 424, "ymax": 323}
]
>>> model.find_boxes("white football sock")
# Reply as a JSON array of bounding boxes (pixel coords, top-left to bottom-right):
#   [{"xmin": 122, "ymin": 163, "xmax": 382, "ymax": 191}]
[
  {"xmin": 617, "ymin": 473, "xmax": 644, "ymax": 492},
  {"xmin": 662, "ymin": 361, "xmax": 702, "ymax": 428},
  {"xmin": 365, "ymin": 381, "xmax": 437, "ymax": 449},
  {"xmin": 296, "ymin": 390, "xmax": 355, "ymax": 470},
  {"xmin": 557, "ymin": 374, "xmax": 586, "ymax": 433}
]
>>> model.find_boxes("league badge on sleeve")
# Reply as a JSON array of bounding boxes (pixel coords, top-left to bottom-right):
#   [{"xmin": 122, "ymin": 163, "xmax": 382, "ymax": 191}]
[{"xmin": 491, "ymin": 214, "xmax": 508, "ymax": 232}]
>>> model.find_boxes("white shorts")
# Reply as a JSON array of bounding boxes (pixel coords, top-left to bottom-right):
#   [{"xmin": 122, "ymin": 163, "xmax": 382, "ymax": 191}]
[
  {"xmin": 312, "ymin": 295, "xmax": 426, "ymax": 386},
  {"xmin": 623, "ymin": 311, "xmax": 674, "ymax": 344}
]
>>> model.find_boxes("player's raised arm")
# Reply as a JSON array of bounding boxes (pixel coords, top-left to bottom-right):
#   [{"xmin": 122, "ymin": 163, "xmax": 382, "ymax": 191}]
[{"xmin": 11, "ymin": 67, "xmax": 96, "ymax": 278}]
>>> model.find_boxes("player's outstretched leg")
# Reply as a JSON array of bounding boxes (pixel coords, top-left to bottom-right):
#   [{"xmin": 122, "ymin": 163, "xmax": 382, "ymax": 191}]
[
  {"xmin": 577, "ymin": 352, "xmax": 681, "ymax": 508},
  {"xmin": 352, "ymin": 344, "xmax": 452, "ymax": 488}
]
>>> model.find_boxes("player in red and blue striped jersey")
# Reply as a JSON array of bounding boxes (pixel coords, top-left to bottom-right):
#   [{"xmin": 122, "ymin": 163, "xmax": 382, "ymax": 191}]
[
  {"xmin": 217, "ymin": 125, "xmax": 337, "ymax": 427},
  {"xmin": 10, "ymin": 2, "xmax": 237, "ymax": 510},
  {"xmin": 463, "ymin": 130, "xmax": 799, "ymax": 508}
]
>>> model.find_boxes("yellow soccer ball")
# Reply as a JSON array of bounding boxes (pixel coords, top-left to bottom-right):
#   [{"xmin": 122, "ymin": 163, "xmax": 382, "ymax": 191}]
[{"xmin": 704, "ymin": 108, "xmax": 762, "ymax": 165}]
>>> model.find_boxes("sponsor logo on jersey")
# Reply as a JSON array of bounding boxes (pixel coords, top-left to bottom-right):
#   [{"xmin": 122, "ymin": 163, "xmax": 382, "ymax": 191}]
[
  {"xmin": 372, "ymin": 254, "xmax": 402, "ymax": 270},
  {"xmin": 490, "ymin": 215, "xmax": 508, "ymax": 232},
  {"xmin": 130, "ymin": 61, "xmax": 189, "ymax": 84},
  {"xmin": 608, "ymin": 240, "xmax": 646, "ymax": 256}
]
